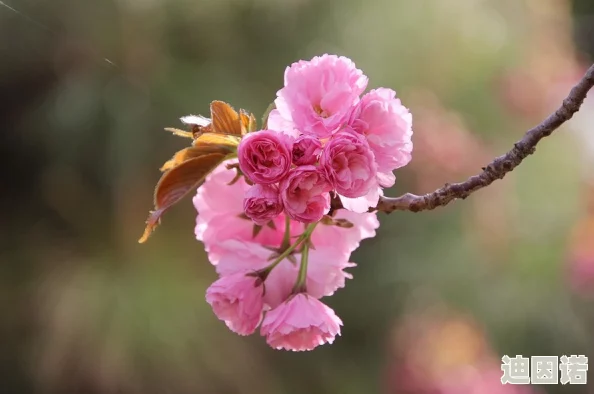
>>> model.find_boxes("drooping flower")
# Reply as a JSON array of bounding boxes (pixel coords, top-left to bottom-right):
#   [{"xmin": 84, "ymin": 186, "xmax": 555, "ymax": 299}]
[
  {"xmin": 274, "ymin": 54, "xmax": 368, "ymax": 138},
  {"xmin": 237, "ymin": 129, "xmax": 293, "ymax": 184},
  {"xmin": 320, "ymin": 129, "xmax": 378, "ymax": 198},
  {"xmin": 349, "ymin": 88, "xmax": 413, "ymax": 187},
  {"xmin": 243, "ymin": 184, "xmax": 284, "ymax": 225},
  {"xmin": 279, "ymin": 166, "xmax": 332, "ymax": 223},
  {"xmin": 213, "ymin": 239, "xmax": 358, "ymax": 309},
  {"xmin": 206, "ymin": 272, "xmax": 264, "ymax": 336},
  {"xmin": 292, "ymin": 134, "xmax": 322, "ymax": 166},
  {"xmin": 213, "ymin": 240, "xmax": 297, "ymax": 310},
  {"xmin": 260, "ymin": 293, "xmax": 342, "ymax": 351},
  {"xmin": 194, "ymin": 160, "xmax": 379, "ymax": 304}
]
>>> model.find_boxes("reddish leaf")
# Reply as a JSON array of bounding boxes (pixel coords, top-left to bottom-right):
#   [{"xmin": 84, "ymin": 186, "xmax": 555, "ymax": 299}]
[
  {"xmin": 192, "ymin": 133, "xmax": 241, "ymax": 148},
  {"xmin": 140, "ymin": 101, "xmax": 253, "ymax": 244},
  {"xmin": 164, "ymin": 127, "xmax": 193, "ymax": 139},
  {"xmin": 160, "ymin": 144, "xmax": 236, "ymax": 172},
  {"xmin": 139, "ymin": 152, "xmax": 229, "ymax": 243},
  {"xmin": 240, "ymin": 109, "xmax": 257, "ymax": 134},
  {"xmin": 210, "ymin": 101, "xmax": 244, "ymax": 136}
]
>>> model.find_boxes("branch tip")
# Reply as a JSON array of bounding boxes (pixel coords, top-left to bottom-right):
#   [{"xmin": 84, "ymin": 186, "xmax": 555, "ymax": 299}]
[{"xmin": 336, "ymin": 63, "xmax": 594, "ymax": 214}]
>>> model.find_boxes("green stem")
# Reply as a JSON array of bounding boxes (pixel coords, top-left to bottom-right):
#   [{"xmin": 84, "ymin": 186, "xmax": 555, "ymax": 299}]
[
  {"xmin": 256, "ymin": 222, "xmax": 318, "ymax": 279},
  {"xmin": 293, "ymin": 240, "xmax": 310, "ymax": 293},
  {"xmin": 280, "ymin": 215, "xmax": 291, "ymax": 251}
]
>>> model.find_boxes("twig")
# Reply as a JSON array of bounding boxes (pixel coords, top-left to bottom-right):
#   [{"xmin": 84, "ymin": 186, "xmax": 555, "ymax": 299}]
[{"xmin": 360, "ymin": 63, "xmax": 594, "ymax": 213}]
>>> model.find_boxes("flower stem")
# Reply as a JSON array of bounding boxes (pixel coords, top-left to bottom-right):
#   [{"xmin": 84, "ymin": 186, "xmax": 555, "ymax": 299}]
[
  {"xmin": 256, "ymin": 222, "xmax": 318, "ymax": 279},
  {"xmin": 293, "ymin": 240, "xmax": 310, "ymax": 293},
  {"xmin": 280, "ymin": 215, "xmax": 291, "ymax": 251}
]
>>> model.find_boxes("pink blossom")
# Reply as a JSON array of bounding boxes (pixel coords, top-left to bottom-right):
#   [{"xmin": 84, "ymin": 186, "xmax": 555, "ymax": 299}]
[
  {"xmin": 237, "ymin": 130, "xmax": 293, "ymax": 184},
  {"xmin": 214, "ymin": 239, "xmax": 358, "ymax": 308},
  {"xmin": 320, "ymin": 129, "xmax": 378, "ymax": 198},
  {"xmin": 292, "ymin": 135, "xmax": 322, "ymax": 166},
  {"xmin": 193, "ymin": 161, "xmax": 301, "ymax": 264},
  {"xmin": 279, "ymin": 166, "xmax": 332, "ymax": 223},
  {"xmin": 194, "ymin": 161, "xmax": 378, "ymax": 306},
  {"xmin": 338, "ymin": 186, "xmax": 382, "ymax": 214},
  {"xmin": 260, "ymin": 293, "xmax": 342, "ymax": 351},
  {"xmin": 266, "ymin": 109, "xmax": 300, "ymax": 138},
  {"xmin": 312, "ymin": 209, "xmax": 380, "ymax": 254},
  {"xmin": 206, "ymin": 272, "xmax": 264, "ymax": 336},
  {"xmin": 274, "ymin": 54, "xmax": 368, "ymax": 138},
  {"xmin": 260, "ymin": 260, "xmax": 299, "ymax": 309},
  {"xmin": 305, "ymin": 248, "xmax": 355, "ymax": 298},
  {"xmin": 194, "ymin": 159, "xmax": 380, "ymax": 320},
  {"xmin": 243, "ymin": 184, "xmax": 284, "ymax": 225},
  {"xmin": 349, "ymin": 88, "xmax": 413, "ymax": 187}
]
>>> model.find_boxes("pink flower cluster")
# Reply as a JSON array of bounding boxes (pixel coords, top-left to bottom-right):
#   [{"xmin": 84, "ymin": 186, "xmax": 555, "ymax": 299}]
[
  {"xmin": 193, "ymin": 54, "xmax": 412, "ymax": 351},
  {"xmin": 238, "ymin": 54, "xmax": 413, "ymax": 219},
  {"xmin": 194, "ymin": 162, "xmax": 379, "ymax": 350}
]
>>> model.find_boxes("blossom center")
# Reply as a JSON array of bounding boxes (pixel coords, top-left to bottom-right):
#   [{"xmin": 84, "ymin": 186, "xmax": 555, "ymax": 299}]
[{"xmin": 313, "ymin": 104, "xmax": 329, "ymax": 118}]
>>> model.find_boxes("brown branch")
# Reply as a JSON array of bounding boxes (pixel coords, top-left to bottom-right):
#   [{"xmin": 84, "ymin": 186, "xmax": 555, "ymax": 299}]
[{"xmin": 354, "ymin": 63, "xmax": 594, "ymax": 214}]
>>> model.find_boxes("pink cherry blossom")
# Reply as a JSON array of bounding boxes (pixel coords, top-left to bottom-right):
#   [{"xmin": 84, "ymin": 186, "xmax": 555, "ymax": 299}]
[
  {"xmin": 237, "ymin": 129, "xmax": 293, "ymax": 184},
  {"xmin": 266, "ymin": 109, "xmax": 300, "ymax": 138},
  {"xmin": 206, "ymin": 272, "xmax": 264, "ymax": 336},
  {"xmin": 274, "ymin": 54, "xmax": 368, "ymax": 138},
  {"xmin": 260, "ymin": 293, "xmax": 342, "ymax": 351},
  {"xmin": 193, "ymin": 161, "xmax": 292, "ymax": 264},
  {"xmin": 194, "ymin": 160, "xmax": 376, "ymax": 307},
  {"xmin": 279, "ymin": 166, "xmax": 332, "ymax": 223},
  {"xmin": 260, "ymin": 259, "xmax": 299, "ymax": 309},
  {"xmin": 292, "ymin": 135, "xmax": 322, "ymax": 166},
  {"xmin": 214, "ymin": 239, "xmax": 358, "ymax": 308},
  {"xmin": 184, "ymin": 54, "xmax": 421, "ymax": 351},
  {"xmin": 338, "ymin": 186, "xmax": 382, "ymax": 214},
  {"xmin": 349, "ymin": 88, "xmax": 413, "ymax": 187},
  {"xmin": 320, "ymin": 129, "xmax": 378, "ymax": 198},
  {"xmin": 243, "ymin": 184, "xmax": 284, "ymax": 225},
  {"xmin": 213, "ymin": 239, "xmax": 297, "ymax": 310},
  {"xmin": 312, "ymin": 209, "xmax": 380, "ymax": 254},
  {"xmin": 305, "ymin": 248, "xmax": 355, "ymax": 298},
  {"xmin": 215, "ymin": 239, "xmax": 277, "ymax": 277}
]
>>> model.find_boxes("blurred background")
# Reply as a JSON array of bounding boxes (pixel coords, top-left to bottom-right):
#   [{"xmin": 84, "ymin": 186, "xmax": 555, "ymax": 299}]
[{"xmin": 2, "ymin": 0, "xmax": 594, "ymax": 393}]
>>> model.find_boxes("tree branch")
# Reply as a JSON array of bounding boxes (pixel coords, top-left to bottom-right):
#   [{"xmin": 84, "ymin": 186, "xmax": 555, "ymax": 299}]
[{"xmin": 364, "ymin": 63, "xmax": 594, "ymax": 214}]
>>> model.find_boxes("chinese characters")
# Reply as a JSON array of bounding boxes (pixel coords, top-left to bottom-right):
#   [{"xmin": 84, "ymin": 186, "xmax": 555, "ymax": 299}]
[{"xmin": 501, "ymin": 355, "xmax": 588, "ymax": 385}]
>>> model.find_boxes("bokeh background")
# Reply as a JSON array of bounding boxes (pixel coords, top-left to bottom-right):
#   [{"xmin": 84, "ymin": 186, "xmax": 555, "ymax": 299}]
[{"xmin": 2, "ymin": 0, "xmax": 594, "ymax": 393}]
